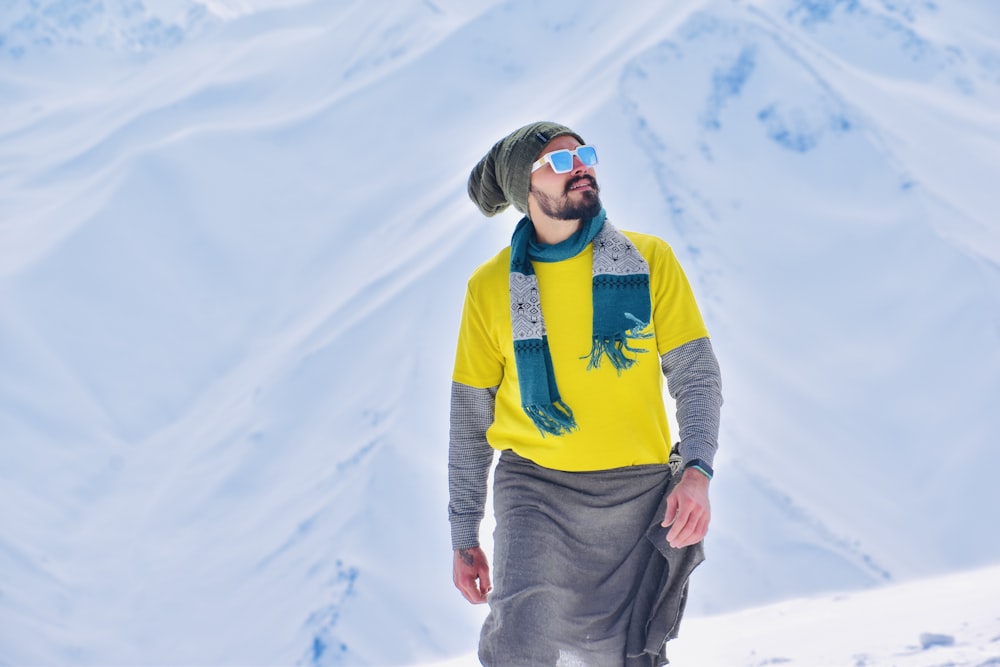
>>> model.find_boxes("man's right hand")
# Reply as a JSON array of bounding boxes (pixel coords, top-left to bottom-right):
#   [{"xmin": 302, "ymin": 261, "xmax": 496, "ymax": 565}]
[{"xmin": 453, "ymin": 546, "xmax": 491, "ymax": 604}]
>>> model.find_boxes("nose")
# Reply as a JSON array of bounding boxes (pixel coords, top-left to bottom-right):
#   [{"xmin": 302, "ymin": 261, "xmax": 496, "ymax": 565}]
[{"xmin": 571, "ymin": 154, "xmax": 588, "ymax": 173}]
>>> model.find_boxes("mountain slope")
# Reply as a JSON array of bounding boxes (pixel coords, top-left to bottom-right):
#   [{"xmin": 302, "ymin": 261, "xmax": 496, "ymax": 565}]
[{"xmin": 1, "ymin": 0, "xmax": 999, "ymax": 664}]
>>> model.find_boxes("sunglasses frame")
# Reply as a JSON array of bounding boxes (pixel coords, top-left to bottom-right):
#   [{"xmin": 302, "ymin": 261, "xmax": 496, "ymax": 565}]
[{"xmin": 531, "ymin": 145, "xmax": 599, "ymax": 174}]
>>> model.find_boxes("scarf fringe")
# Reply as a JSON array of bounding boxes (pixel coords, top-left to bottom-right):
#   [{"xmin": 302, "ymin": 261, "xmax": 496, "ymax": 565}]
[
  {"xmin": 586, "ymin": 315, "xmax": 654, "ymax": 373},
  {"xmin": 524, "ymin": 401, "xmax": 577, "ymax": 437}
]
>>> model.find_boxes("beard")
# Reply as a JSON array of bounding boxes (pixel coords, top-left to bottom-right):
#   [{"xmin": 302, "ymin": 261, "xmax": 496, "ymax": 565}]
[{"xmin": 530, "ymin": 175, "xmax": 603, "ymax": 221}]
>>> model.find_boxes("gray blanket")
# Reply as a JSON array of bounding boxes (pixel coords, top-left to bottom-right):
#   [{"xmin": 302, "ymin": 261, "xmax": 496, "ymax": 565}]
[{"xmin": 480, "ymin": 450, "xmax": 704, "ymax": 666}]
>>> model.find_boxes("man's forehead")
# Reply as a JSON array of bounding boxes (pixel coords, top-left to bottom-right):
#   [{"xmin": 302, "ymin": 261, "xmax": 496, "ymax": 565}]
[{"xmin": 538, "ymin": 134, "xmax": 582, "ymax": 157}]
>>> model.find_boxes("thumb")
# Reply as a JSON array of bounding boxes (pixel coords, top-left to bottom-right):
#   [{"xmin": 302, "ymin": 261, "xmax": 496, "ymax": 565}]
[{"xmin": 480, "ymin": 567, "xmax": 492, "ymax": 596}]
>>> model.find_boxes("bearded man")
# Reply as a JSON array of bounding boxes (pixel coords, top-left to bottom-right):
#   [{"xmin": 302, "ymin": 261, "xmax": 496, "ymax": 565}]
[{"xmin": 448, "ymin": 121, "xmax": 723, "ymax": 667}]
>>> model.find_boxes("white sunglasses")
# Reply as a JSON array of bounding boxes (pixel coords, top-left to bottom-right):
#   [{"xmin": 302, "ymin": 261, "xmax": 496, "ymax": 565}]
[{"xmin": 531, "ymin": 145, "xmax": 599, "ymax": 174}]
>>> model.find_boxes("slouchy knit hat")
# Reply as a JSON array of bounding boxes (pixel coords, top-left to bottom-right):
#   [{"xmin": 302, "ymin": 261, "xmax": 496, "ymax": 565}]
[{"xmin": 467, "ymin": 121, "xmax": 586, "ymax": 216}]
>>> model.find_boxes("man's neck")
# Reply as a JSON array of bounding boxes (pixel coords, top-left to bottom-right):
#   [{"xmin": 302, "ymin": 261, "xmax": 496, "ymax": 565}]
[{"xmin": 530, "ymin": 214, "xmax": 582, "ymax": 245}]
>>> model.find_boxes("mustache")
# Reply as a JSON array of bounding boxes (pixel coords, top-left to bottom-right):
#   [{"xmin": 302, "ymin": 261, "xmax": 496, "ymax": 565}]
[{"xmin": 565, "ymin": 175, "xmax": 598, "ymax": 194}]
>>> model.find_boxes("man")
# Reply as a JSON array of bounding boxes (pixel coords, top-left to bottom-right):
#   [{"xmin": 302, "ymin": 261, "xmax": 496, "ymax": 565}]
[{"xmin": 448, "ymin": 121, "xmax": 722, "ymax": 666}]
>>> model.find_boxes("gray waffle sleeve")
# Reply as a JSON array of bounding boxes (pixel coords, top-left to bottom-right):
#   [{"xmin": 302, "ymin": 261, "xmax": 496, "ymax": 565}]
[
  {"xmin": 448, "ymin": 381, "xmax": 497, "ymax": 550},
  {"xmin": 661, "ymin": 337, "xmax": 723, "ymax": 471}
]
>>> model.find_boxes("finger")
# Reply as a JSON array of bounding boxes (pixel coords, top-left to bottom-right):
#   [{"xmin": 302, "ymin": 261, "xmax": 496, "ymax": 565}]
[
  {"xmin": 695, "ymin": 514, "xmax": 709, "ymax": 541},
  {"xmin": 661, "ymin": 494, "xmax": 680, "ymax": 527},
  {"xmin": 455, "ymin": 578, "xmax": 473, "ymax": 603},
  {"xmin": 459, "ymin": 576, "xmax": 486, "ymax": 604},
  {"xmin": 672, "ymin": 523, "xmax": 696, "ymax": 548},
  {"xmin": 669, "ymin": 499, "xmax": 706, "ymax": 545},
  {"xmin": 454, "ymin": 564, "xmax": 481, "ymax": 603},
  {"xmin": 453, "ymin": 570, "xmax": 471, "ymax": 598},
  {"xmin": 688, "ymin": 515, "xmax": 709, "ymax": 545},
  {"xmin": 672, "ymin": 513, "xmax": 709, "ymax": 548},
  {"xmin": 667, "ymin": 508, "xmax": 691, "ymax": 545}
]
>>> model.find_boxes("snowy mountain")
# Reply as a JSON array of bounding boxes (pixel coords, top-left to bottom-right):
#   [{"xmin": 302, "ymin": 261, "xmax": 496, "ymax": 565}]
[{"xmin": 1, "ymin": 0, "xmax": 999, "ymax": 665}]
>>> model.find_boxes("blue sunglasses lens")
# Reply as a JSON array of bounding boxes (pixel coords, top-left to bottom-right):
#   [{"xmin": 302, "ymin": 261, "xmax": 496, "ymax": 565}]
[
  {"xmin": 577, "ymin": 145, "xmax": 598, "ymax": 166},
  {"xmin": 549, "ymin": 150, "xmax": 574, "ymax": 172}
]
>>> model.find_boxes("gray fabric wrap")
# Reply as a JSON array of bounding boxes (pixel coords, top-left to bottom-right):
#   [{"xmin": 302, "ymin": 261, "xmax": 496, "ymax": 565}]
[
  {"xmin": 467, "ymin": 121, "xmax": 584, "ymax": 216},
  {"xmin": 479, "ymin": 450, "xmax": 704, "ymax": 667}
]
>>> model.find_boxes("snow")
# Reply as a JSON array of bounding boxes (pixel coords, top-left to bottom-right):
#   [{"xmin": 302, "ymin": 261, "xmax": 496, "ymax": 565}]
[
  {"xmin": 425, "ymin": 564, "xmax": 1000, "ymax": 667},
  {"xmin": 2, "ymin": 0, "xmax": 999, "ymax": 665}
]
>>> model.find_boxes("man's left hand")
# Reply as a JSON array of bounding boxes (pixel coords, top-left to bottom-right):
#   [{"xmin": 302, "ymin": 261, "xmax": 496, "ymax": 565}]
[{"xmin": 661, "ymin": 467, "xmax": 711, "ymax": 548}]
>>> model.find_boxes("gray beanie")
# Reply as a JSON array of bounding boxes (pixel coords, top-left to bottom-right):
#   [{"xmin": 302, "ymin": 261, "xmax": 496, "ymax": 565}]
[{"xmin": 467, "ymin": 121, "xmax": 585, "ymax": 216}]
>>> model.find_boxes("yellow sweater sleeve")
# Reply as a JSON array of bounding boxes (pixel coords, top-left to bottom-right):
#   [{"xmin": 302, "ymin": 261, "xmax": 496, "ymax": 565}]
[{"xmin": 452, "ymin": 248, "xmax": 510, "ymax": 389}]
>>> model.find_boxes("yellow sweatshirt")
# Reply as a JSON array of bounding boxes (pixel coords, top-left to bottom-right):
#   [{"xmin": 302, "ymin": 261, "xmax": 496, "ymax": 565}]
[{"xmin": 452, "ymin": 230, "xmax": 709, "ymax": 471}]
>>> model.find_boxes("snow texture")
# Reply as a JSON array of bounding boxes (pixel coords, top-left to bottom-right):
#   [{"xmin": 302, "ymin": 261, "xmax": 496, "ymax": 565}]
[{"xmin": 1, "ymin": 0, "xmax": 999, "ymax": 665}]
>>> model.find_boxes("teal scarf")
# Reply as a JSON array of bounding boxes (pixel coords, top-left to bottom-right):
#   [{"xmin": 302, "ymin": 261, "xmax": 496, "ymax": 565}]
[{"xmin": 509, "ymin": 209, "xmax": 653, "ymax": 436}]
